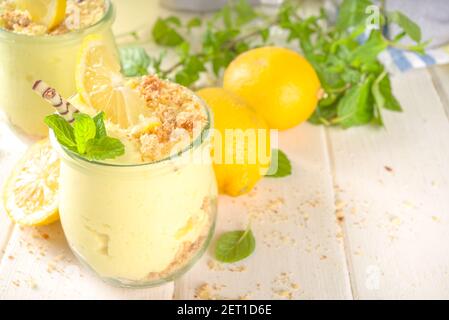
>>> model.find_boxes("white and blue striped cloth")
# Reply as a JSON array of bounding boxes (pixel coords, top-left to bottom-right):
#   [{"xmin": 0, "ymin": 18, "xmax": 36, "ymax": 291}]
[
  {"xmin": 380, "ymin": 46, "xmax": 449, "ymax": 73},
  {"xmin": 326, "ymin": 0, "xmax": 449, "ymax": 73}
]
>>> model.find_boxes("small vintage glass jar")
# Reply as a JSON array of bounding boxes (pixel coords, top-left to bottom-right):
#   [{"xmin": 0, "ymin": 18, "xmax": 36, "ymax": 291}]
[
  {"xmin": 0, "ymin": 0, "xmax": 117, "ymax": 137},
  {"xmin": 51, "ymin": 104, "xmax": 218, "ymax": 288}
]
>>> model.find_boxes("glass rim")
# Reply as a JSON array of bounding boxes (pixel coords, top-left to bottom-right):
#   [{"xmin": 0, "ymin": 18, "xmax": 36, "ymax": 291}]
[
  {"xmin": 57, "ymin": 94, "xmax": 214, "ymax": 168},
  {"xmin": 0, "ymin": 0, "xmax": 115, "ymax": 43}
]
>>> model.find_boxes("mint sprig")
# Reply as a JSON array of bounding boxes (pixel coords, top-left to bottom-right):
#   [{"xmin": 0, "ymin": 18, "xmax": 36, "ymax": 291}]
[
  {"xmin": 45, "ymin": 112, "xmax": 125, "ymax": 161},
  {"xmin": 118, "ymin": 0, "xmax": 427, "ymax": 129},
  {"xmin": 215, "ymin": 226, "xmax": 256, "ymax": 263}
]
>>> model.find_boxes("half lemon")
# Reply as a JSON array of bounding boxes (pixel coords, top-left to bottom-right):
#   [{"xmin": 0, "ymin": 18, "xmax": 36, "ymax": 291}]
[
  {"xmin": 76, "ymin": 35, "xmax": 147, "ymax": 128},
  {"xmin": 2, "ymin": 139, "xmax": 60, "ymax": 226},
  {"xmin": 16, "ymin": 0, "xmax": 67, "ymax": 31}
]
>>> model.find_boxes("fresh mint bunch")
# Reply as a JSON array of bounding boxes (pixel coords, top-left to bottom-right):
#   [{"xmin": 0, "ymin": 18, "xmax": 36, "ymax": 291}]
[
  {"xmin": 45, "ymin": 112, "xmax": 125, "ymax": 161},
  {"xmin": 279, "ymin": 0, "xmax": 426, "ymax": 127},
  {"xmin": 117, "ymin": 0, "xmax": 427, "ymax": 129},
  {"xmin": 118, "ymin": 0, "xmax": 268, "ymax": 86}
]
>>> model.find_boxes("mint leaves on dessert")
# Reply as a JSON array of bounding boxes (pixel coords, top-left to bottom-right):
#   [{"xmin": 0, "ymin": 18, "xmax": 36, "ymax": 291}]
[
  {"xmin": 117, "ymin": 0, "xmax": 427, "ymax": 129},
  {"xmin": 45, "ymin": 112, "xmax": 125, "ymax": 161},
  {"xmin": 266, "ymin": 149, "xmax": 292, "ymax": 178},
  {"xmin": 215, "ymin": 227, "xmax": 256, "ymax": 263}
]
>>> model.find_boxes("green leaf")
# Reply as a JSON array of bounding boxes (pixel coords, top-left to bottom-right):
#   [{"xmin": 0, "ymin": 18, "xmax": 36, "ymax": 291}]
[
  {"xmin": 149, "ymin": 50, "xmax": 167, "ymax": 75},
  {"xmin": 44, "ymin": 114, "xmax": 76, "ymax": 148},
  {"xmin": 372, "ymin": 72, "xmax": 402, "ymax": 112},
  {"xmin": 337, "ymin": 78, "xmax": 374, "ymax": 128},
  {"xmin": 336, "ymin": 0, "xmax": 373, "ymax": 31},
  {"xmin": 219, "ymin": 4, "xmax": 232, "ymax": 29},
  {"xmin": 73, "ymin": 113, "xmax": 97, "ymax": 154},
  {"xmin": 152, "ymin": 17, "xmax": 184, "ymax": 47},
  {"xmin": 164, "ymin": 16, "xmax": 182, "ymax": 27},
  {"xmin": 187, "ymin": 17, "xmax": 201, "ymax": 30},
  {"xmin": 176, "ymin": 41, "xmax": 190, "ymax": 58},
  {"xmin": 175, "ymin": 56, "xmax": 206, "ymax": 86},
  {"xmin": 93, "ymin": 112, "xmax": 107, "ymax": 138},
  {"xmin": 235, "ymin": 0, "xmax": 258, "ymax": 25},
  {"xmin": 45, "ymin": 112, "xmax": 125, "ymax": 161},
  {"xmin": 388, "ymin": 11, "xmax": 421, "ymax": 43},
  {"xmin": 350, "ymin": 30, "xmax": 388, "ymax": 67},
  {"xmin": 85, "ymin": 137, "xmax": 125, "ymax": 160},
  {"xmin": 215, "ymin": 228, "xmax": 256, "ymax": 263},
  {"xmin": 119, "ymin": 47, "xmax": 150, "ymax": 77},
  {"xmin": 308, "ymin": 103, "xmax": 339, "ymax": 126},
  {"xmin": 265, "ymin": 149, "xmax": 292, "ymax": 178},
  {"xmin": 211, "ymin": 54, "xmax": 229, "ymax": 76},
  {"xmin": 260, "ymin": 28, "xmax": 270, "ymax": 42}
]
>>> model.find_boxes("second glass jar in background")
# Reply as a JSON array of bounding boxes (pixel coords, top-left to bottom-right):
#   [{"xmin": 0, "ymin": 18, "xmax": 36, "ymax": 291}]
[{"xmin": 0, "ymin": 0, "xmax": 117, "ymax": 137}]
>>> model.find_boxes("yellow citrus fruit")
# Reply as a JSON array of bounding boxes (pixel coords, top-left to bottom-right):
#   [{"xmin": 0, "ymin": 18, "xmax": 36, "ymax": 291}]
[
  {"xmin": 2, "ymin": 139, "xmax": 60, "ymax": 226},
  {"xmin": 16, "ymin": 0, "xmax": 66, "ymax": 31},
  {"xmin": 197, "ymin": 88, "xmax": 271, "ymax": 197},
  {"xmin": 223, "ymin": 46, "xmax": 321, "ymax": 130},
  {"xmin": 76, "ymin": 35, "xmax": 147, "ymax": 128}
]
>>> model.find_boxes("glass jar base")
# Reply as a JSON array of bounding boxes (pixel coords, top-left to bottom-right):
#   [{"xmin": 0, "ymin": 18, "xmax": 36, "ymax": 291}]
[{"xmin": 67, "ymin": 218, "xmax": 216, "ymax": 288}]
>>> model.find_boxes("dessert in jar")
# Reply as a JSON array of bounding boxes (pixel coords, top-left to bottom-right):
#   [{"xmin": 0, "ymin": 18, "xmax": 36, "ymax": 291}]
[
  {"xmin": 38, "ymin": 70, "xmax": 218, "ymax": 286},
  {"xmin": 0, "ymin": 0, "xmax": 117, "ymax": 137}
]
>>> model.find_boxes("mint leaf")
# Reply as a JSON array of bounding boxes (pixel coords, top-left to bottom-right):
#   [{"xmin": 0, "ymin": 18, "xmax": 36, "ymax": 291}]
[
  {"xmin": 337, "ymin": 78, "xmax": 373, "ymax": 128},
  {"xmin": 379, "ymin": 76, "xmax": 401, "ymax": 111},
  {"xmin": 73, "ymin": 113, "xmax": 96, "ymax": 154},
  {"xmin": 187, "ymin": 17, "xmax": 201, "ymax": 30},
  {"xmin": 336, "ymin": 0, "xmax": 373, "ymax": 31},
  {"xmin": 388, "ymin": 11, "xmax": 421, "ymax": 43},
  {"xmin": 260, "ymin": 28, "xmax": 270, "ymax": 42},
  {"xmin": 44, "ymin": 114, "xmax": 76, "ymax": 148},
  {"xmin": 152, "ymin": 17, "xmax": 184, "ymax": 47},
  {"xmin": 266, "ymin": 149, "xmax": 292, "ymax": 178},
  {"xmin": 372, "ymin": 72, "xmax": 402, "ymax": 112},
  {"xmin": 85, "ymin": 136, "xmax": 125, "ymax": 160},
  {"xmin": 235, "ymin": 0, "xmax": 257, "ymax": 25},
  {"xmin": 215, "ymin": 228, "xmax": 256, "ymax": 263},
  {"xmin": 175, "ymin": 56, "xmax": 206, "ymax": 86},
  {"xmin": 45, "ymin": 112, "xmax": 124, "ymax": 161},
  {"xmin": 93, "ymin": 112, "xmax": 107, "ymax": 138},
  {"xmin": 351, "ymin": 30, "xmax": 388, "ymax": 67},
  {"xmin": 119, "ymin": 47, "xmax": 150, "ymax": 77}
]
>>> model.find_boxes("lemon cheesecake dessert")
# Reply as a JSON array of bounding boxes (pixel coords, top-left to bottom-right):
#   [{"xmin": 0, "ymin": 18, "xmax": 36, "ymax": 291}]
[
  {"xmin": 25, "ymin": 36, "xmax": 218, "ymax": 287},
  {"xmin": 0, "ymin": 0, "xmax": 116, "ymax": 137}
]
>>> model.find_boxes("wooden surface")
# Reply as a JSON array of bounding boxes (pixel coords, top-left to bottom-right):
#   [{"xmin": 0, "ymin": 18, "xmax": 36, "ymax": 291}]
[{"xmin": 1, "ymin": 0, "xmax": 449, "ymax": 300}]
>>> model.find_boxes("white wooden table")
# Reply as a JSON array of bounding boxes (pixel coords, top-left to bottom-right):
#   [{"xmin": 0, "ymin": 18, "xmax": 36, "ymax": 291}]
[{"xmin": 1, "ymin": 0, "xmax": 449, "ymax": 300}]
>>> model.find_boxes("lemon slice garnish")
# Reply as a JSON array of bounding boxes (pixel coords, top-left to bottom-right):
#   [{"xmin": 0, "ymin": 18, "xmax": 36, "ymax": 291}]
[
  {"xmin": 2, "ymin": 139, "xmax": 60, "ymax": 226},
  {"xmin": 76, "ymin": 35, "xmax": 147, "ymax": 128},
  {"xmin": 16, "ymin": 0, "xmax": 66, "ymax": 31}
]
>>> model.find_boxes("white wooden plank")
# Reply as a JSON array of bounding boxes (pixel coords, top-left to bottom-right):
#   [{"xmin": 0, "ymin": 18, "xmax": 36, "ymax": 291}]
[
  {"xmin": 0, "ymin": 0, "xmax": 180, "ymax": 300},
  {"xmin": 174, "ymin": 124, "xmax": 353, "ymax": 300},
  {"xmin": 429, "ymin": 64, "xmax": 449, "ymax": 118},
  {"xmin": 327, "ymin": 68, "xmax": 449, "ymax": 299},
  {"xmin": 0, "ymin": 223, "xmax": 174, "ymax": 299},
  {"xmin": 0, "ymin": 113, "xmax": 35, "ymax": 258}
]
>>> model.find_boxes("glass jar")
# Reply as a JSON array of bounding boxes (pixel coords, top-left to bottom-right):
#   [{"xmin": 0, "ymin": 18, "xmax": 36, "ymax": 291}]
[
  {"xmin": 52, "ymin": 105, "xmax": 218, "ymax": 288},
  {"xmin": 0, "ymin": 0, "xmax": 117, "ymax": 137}
]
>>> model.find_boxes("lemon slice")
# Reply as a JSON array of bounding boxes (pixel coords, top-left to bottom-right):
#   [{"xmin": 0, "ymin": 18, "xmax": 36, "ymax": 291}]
[
  {"xmin": 16, "ymin": 0, "xmax": 66, "ymax": 31},
  {"xmin": 2, "ymin": 139, "xmax": 60, "ymax": 226},
  {"xmin": 76, "ymin": 35, "xmax": 147, "ymax": 128}
]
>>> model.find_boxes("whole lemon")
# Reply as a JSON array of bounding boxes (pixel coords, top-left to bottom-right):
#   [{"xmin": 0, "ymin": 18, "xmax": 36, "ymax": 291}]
[
  {"xmin": 223, "ymin": 47, "xmax": 321, "ymax": 130},
  {"xmin": 197, "ymin": 88, "xmax": 271, "ymax": 197}
]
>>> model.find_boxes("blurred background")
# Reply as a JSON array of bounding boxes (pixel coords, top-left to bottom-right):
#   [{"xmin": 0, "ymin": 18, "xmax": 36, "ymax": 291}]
[{"xmin": 114, "ymin": 0, "xmax": 449, "ymax": 48}]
